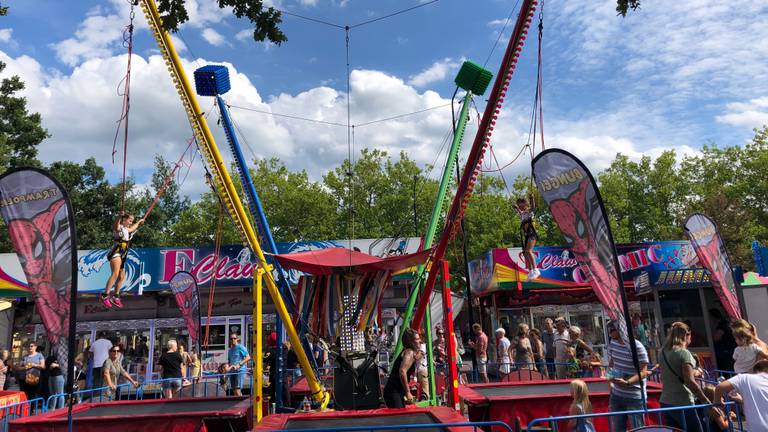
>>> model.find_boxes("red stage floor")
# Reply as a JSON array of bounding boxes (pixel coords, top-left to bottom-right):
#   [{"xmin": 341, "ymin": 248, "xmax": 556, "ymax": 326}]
[
  {"xmin": 8, "ymin": 397, "xmax": 251, "ymax": 432},
  {"xmin": 460, "ymin": 378, "xmax": 662, "ymax": 431},
  {"xmin": 256, "ymin": 406, "xmax": 473, "ymax": 431}
]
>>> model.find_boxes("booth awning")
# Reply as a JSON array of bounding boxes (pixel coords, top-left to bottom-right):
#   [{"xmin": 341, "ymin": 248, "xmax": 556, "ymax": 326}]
[{"xmin": 273, "ymin": 247, "xmax": 432, "ymax": 275}]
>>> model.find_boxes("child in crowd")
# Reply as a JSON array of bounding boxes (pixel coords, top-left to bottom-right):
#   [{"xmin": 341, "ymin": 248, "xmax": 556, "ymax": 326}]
[
  {"xmin": 514, "ymin": 196, "xmax": 539, "ymax": 280},
  {"xmin": 702, "ymin": 384, "xmax": 736, "ymax": 430},
  {"xmin": 733, "ymin": 328, "xmax": 768, "ymax": 373},
  {"xmin": 566, "ymin": 347, "xmax": 581, "ymax": 378},
  {"xmin": 587, "ymin": 351, "xmax": 604, "ymax": 378},
  {"xmin": 567, "ymin": 379, "xmax": 596, "ymax": 432}
]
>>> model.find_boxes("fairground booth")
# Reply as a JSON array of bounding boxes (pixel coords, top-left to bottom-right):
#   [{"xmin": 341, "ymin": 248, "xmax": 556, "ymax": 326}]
[{"xmin": 469, "ymin": 240, "xmax": 755, "ymax": 369}]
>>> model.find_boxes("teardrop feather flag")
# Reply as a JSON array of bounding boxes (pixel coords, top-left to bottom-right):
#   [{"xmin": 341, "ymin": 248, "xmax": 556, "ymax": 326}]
[
  {"xmin": 532, "ymin": 149, "xmax": 641, "ymax": 376},
  {"xmin": 169, "ymin": 271, "xmax": 201, "ymax": 350},
  {"xmin": 684, "ymin": 213, "xmax": 741, "ymax": 319},
  {"xmin": 0, "ymin": 167, "xmax": 78, "ymax": 400}
]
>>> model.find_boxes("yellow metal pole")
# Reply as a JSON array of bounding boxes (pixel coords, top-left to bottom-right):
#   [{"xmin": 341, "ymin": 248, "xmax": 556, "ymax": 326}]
[
  {"xmin": 140, "ymin": 0, "xmax": 328, "ymax": 407},
  {"xmin": 254, "ymin": 267, "xmax": 264, "ymax": 422}
]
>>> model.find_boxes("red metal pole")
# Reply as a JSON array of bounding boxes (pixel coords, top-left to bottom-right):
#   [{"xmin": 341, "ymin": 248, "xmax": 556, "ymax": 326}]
[
  {"xmin": 411, "ymin": 0, "xmax": 539, "ymax": 330},
  {"xmin": 440, "ymin": 260, "xmax": 460, "ymax": 409}
]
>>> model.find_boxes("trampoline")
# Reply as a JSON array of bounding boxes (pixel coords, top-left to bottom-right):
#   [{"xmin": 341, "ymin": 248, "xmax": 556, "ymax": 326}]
[
  {"xmin": 9, "ymin": 397, "xmax": 251, "ymax": 432},
  {"xmin": 255, "ymin": 406, "xmax": 475, "ymax": 431},
  {"xmin": 460, "ymin": 378, "xmax": 662, "ymax": 432}
]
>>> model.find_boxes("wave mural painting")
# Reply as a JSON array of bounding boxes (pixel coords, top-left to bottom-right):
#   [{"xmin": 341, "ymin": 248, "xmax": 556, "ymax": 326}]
[{"xmin": 0, "ymin": 238, "xmax": 421, "ymax": 294}]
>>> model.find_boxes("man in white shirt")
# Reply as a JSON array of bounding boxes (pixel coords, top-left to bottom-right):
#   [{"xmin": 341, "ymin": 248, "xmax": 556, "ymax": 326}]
[
  {"xmin": 714, "ymin": 359, "xmax": 768, "ymax": 430},
  {"xmin": 90, "ymin": 333, "xmax": 113, "ymax": 389},
  {"xmin": 553, "ymin": 317, "xmax": 570, "ymax": 379}
]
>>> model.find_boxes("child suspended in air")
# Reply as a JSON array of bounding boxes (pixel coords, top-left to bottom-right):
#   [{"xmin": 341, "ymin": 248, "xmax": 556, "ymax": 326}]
[
  {"xmin": 515, "ymin": 195, "xmax": 539, "ymax": 280},
  {"xmin": 102, "ymin": 212, "xmax": 144, "ymax": 308}
]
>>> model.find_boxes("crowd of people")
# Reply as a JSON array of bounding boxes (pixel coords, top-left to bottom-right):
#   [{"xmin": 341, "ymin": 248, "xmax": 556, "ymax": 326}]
[{"xmin": 456, "ymin": 316, "xmax": 768, "ymax": 431}]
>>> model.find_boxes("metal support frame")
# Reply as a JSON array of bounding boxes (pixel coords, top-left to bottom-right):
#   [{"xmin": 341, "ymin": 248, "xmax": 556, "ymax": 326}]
[{"xmin": 139, "ymin": 0, "xmax": 328, "ymax": 408}]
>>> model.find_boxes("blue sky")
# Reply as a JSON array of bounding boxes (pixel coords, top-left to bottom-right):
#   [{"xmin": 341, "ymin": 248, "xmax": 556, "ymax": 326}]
[{"xmin": 1, "ymin": 0, "xmax": 767, "ymax": 197}]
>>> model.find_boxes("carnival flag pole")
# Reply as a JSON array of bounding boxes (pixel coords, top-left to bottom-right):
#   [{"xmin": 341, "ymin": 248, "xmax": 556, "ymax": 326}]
[
  {"xmin": 0, "ymin": 168, "xmax": 79, "ymax": 431},
  {"xmin": 532, "ymin": 149, "xmax": 645, "ymax": 404}
]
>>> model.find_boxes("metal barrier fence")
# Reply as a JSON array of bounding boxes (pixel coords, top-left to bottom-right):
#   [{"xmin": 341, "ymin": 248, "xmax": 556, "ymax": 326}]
[
  {"xmin": 1, "ymin": 398, "xmax": 44, "ymax": 432},
  {"xmin": 263, "ymin": 421, "xmax": 514, "ymax": 432},
  {"xmin": 527, "ymin": 401, "xmax": 744, "ymax": 432}
]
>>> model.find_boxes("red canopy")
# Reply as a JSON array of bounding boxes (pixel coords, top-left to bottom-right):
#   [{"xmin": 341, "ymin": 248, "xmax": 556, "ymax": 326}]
[{"xmin": 272, "ymin": 248, "xmax": 432, "ymax": 275}]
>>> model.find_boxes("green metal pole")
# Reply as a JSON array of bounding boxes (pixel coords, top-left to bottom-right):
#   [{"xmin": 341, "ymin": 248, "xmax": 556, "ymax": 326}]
[{"xmin": 394, "ymin": 90, "xmax": 473, "ymax": 359}]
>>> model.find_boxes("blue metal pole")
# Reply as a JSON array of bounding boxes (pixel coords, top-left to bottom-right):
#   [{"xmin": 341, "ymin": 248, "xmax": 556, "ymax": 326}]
[{"xmin": 216, "ymin": 95, "xmax": 319, "ymax": 409}]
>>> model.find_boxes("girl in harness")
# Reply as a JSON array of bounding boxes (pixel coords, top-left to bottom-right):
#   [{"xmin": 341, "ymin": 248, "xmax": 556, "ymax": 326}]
[
  {"xmin": 102, "ymin": 212, "xmax": 144, "ymax": 308},
  {"xmin": 515, "ymin": 196, "xmax": 540, "ymax": 280}
]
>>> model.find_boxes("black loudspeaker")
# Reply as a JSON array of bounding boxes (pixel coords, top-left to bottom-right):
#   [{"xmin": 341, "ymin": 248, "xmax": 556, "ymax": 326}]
[{"xmin": 333, "ymin": 352, "xmax": 381, "ymax": 410}]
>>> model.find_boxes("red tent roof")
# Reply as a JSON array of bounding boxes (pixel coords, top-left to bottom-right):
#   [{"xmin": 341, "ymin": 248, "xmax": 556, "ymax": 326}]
[{"xmin": 272, "ymin": 247, "xmax": 432, "ymax": 275}]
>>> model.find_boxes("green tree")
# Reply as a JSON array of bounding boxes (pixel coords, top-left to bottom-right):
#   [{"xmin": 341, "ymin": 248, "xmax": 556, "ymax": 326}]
[
  {"xmin": 0, "ymin": 61, "xmax": 48, "ymax": 172},
  {"xmin": 46, "ymin": 158, "xmax": 125, "ymax": 249},
  {"xmin": 324, "ymin": 149, "xmax": 438, "ymax": 241},
  {"xmin": 0, "ymin": 60, "xmax": 49, "ymax": 252},
  {"xmin": 157, "ymin": 0, "xmax": 286, "ymax": 44},
  {"xmin": 132, "ymin": 156, "xmax": 190, "ymax": 247},
  {"xmin": 598, "ymin": 151, "xmax": 686, "ymax": 243}
]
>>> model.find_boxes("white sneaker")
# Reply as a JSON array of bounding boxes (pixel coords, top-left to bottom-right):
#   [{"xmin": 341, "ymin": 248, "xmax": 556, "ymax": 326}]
[{"xmin": 527, "ymin": 269, "xmax": 540, "ymax": 280}]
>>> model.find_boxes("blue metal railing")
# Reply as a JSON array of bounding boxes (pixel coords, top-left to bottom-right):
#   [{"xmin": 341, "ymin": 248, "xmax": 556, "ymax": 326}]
[
  {"xmin": 1, "ymin": 398, "xmax": 44, "ymax": 432},
  {"xmin": 263, "ymin": 421, "xmax": 514, "ymax": 432},
  {"xmin": 527, "ymin": 401, "xmax": 744, "ymax": 432}
]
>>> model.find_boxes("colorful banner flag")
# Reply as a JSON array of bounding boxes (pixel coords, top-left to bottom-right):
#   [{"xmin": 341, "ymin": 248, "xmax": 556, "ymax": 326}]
[
  {"xmin": 0, "ymin": 167, "xmax": 78, "ymax": 392},
  {"xmin": 684, "ymin": 213, "xmax": 741, "ymax": 319},
  {"xmin": 532, "ymin": 149, "xmax": 631, "ymax": 341},
  {"xmin": 169, "ymin": 270, "xmax": 202, "ymax": 349}
]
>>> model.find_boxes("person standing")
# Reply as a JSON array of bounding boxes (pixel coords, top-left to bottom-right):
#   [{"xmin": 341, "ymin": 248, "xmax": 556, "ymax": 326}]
[
  {"xmin": 45, "ymin": 353, "xmax": 65, "ymax": 409},
  {"xmin": 227, "ymin": 334, "xmax": 251, "ymax": 397},
  {"xmin": 554, "ymin": 318, "xmax": 570, "ymax": 379},
  {"xmin": 17, "ymin": 342, "xmax": 44, "ymax": 401},
  {"xmin": 495, "ymin": 328, "xmax": 512, "ymax": 380},
  {"xmin": 159, "ymin": 339, "xmax": 184, "ymax": 399},
  {"xmin": 468, "ymin": 324, "xmax": 489, "ymax": 383},
  {"xmin": 512, "ymin": 323, "xmax": 534, "ymax": 370},
  {"xmin": 103, "ymin": 346, "xmax": 138, "ymax": 400},
  {"xmin": 659, "ymin": 322, "xmax": 709, "ymax": 432},
  {"xmin": 541, "ymin": 318, "xmax": 556, "ymax": 378},
  {"xmin": 529, "ymin": 329, "xmax": 547, "ymax": 377},
  {"xmin": 90, "ymin": 333, "xmax": 112, "ymax": 389},
  {"xmin": 606, "ymin": 320, "xmax": 649, "ymax": 432},
  {"xmin": 383, "ymin": 328, "xmax": 421, "ymax": 408},
  {"xmin": 714, "ymin": 359, "xmax": 768, "ymax": 431}
]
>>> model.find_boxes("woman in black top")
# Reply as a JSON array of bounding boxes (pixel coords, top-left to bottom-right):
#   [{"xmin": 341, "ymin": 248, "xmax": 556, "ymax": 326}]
[
  {"xmin": 383, "ymin": 328, "xmax": 422, "ymax": 408},
  {"xmin": 158, "ymin": 340, "xmax": 184, "ymax": 399},
  {"xmin": 45, "ymin": 354, "xmax": 64, "ymax": 409}
]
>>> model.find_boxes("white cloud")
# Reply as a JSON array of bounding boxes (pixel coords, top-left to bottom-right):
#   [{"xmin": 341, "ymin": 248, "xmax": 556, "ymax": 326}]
[
  {"xmin": 0, "ymin": 29, "xmax": 13, "ymax": 44},
  {"xmin": 716, "ymin": 97, "xmax": 768, "ymax": 129},
  {"xmin": 201, "ymin": 28, "xmax": 227, "ymax": 47},
  {"xmin": 235, "ymin": 29, "xmax": 251, "ymax": 42},
  {"xmin": 487, "ymin": 19, "xmax": 508, "ymax": 27},
  {"xmin": 407, "ymin": 57, "xmax": 461, "ymax": 87}
]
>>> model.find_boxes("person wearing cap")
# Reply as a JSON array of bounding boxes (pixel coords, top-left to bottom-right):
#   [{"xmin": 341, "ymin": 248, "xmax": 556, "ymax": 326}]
[
  {"xmin": 606, "ymin": 320, "xmax": 649, "ymax": 432},
  {"xmin": 554, "ymin": 318, "xmax": 570, "ymax": 379},
  {"xmin": 495, "ymin": 328, "xmax": 512, "ymax": 380}
]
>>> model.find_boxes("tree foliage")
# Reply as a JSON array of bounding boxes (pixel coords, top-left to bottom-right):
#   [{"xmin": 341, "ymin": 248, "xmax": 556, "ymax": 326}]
[{"xmin": 156, "ymin": 0, "xmax": 287, "ymax": 45}]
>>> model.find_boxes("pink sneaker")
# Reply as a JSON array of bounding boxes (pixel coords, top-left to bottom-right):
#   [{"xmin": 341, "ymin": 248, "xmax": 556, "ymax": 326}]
[
  {"xmin": 110, "ymin": 296, "xmax": 124, "ymax": 309},
  {"xmin": 101, "ymin": 294, "xmax": 113, "ymax": 308}
]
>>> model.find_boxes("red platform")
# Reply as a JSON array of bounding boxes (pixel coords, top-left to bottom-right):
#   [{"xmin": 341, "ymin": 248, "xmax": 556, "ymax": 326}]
[
  {"xmin": 256, "ymin": 406, "xmax": 472, "ymax": 431},
  {"xmin": 460, "ymin": 378, "xmax": 662, "ymax": 431},
  {"xmin": 9, "ymin": 396, "xmax": 251, "ymax": 432},
  {"xmin": 0, "ymin": 391, "xmax": 27, "ymax": 417}
]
